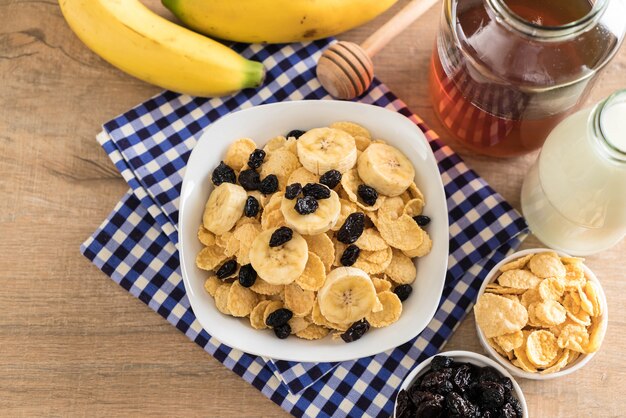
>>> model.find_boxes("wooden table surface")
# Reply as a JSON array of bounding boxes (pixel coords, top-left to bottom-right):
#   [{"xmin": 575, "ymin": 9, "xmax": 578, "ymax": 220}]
[{"xmin": 2, "ymin": 0, "xmax": 625, "ymax": 416}]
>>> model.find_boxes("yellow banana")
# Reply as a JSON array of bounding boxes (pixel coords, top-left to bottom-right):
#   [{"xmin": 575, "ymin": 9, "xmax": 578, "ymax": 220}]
[
  {"xmin": 162, "ymin": 0, "xmax": 399, "ymax": 43},
  {"xmin": 59, "ymin": 0, "xmax": 265, "ymax": 97}
]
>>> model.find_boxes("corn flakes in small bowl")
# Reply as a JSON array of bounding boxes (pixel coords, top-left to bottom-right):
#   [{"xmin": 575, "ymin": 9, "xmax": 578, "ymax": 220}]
[{"xmin": 474, "ymin": 248, "xmax": 607, "ymax": 380}]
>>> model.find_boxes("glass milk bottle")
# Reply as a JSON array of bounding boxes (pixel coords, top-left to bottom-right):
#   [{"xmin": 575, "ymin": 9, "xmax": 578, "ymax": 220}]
[{"xmin": 521, "ymin": 90, "xmax": 626, "ymax": 255}]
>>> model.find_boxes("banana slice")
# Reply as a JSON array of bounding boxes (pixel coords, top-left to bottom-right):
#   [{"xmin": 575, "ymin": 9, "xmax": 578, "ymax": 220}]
[
  {"xmin": 317, "ymin": 267, "xmax": 380, "ymax": 325},
  {"xmin": 357, "ymin": 143, "xmax": 415, "ymax": 197},
  {"xmin": 296, "ymin": 127, "xmax": 357, "ymax": 175},
  {"xmin": 281, "ymin": 187, "xmax": 341, "ymax": 235},
  {"xmin": 202, "ymin": 183, "xmax": 247, "ymax": 235},
  {"xmin": 249, "ymin": 227, "xmax": 309, "ymax": 285}
]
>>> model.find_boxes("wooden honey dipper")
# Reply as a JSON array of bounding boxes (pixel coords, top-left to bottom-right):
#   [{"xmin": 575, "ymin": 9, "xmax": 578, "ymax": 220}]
[{"xmin": 317, "ymin": 0, "xmax": 439, "ymax": 100}]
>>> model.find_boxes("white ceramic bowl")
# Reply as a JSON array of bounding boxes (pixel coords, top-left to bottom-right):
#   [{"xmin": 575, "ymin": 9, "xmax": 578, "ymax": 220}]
[
  {"xmin": 394, "ymin": 350, "xmax": 528, "ymax": 417},
  {"xmin": 179, "ymin": 100, "xmax": 449, "ymax": 362},
  {"xmin": 475, "ymin": 248, "xmax": 608, "ymax": 380}
]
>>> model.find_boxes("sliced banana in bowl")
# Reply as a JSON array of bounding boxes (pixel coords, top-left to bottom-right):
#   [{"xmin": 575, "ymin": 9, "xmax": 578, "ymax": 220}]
[
  {"xmin": 202, "ymin": 183, "xmax": 248, "ymax": 235},
  {"xmin": 297, "ymin": 127, "xmax": 357, "ymax": 175},
  {"xmin": 249, "ymin": 227, "xmax": 309, "ymax": 285},
  {"xmin": 281, "ymin": 187, "xmax": 341, "ymax": 235},
  {"xmin": 357, "ymin": 143, "xmax": 415, "ymax": 197},
  {"xmin": 317, "ymin": 267, "xmax": 382, "ymax": 325}
]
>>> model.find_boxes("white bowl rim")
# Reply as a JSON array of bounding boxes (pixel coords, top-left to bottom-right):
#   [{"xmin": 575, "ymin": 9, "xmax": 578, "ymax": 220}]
[
  {"xmin": 178, "ymin": 100, "xmax": 449, "ymax": 362},
  {"xmin": 475, "ymin": 248, "xmax": 608, "ymax": 380},
  {"xmin": 394, "ymin": 350, "xmax": 528, "ymax": 418}
]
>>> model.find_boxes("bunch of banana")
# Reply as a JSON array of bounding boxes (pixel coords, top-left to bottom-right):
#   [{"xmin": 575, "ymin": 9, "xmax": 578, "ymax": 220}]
[
  {"xmin": 162, "ymin": 0, "xmax": 398, "ymax": 44},
  {"xmin": 59, "ymin": 0, "xmax": 265, "ymax": 97}
]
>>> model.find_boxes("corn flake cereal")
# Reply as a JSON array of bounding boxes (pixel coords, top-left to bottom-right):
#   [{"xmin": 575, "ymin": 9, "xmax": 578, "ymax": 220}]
[
  {"xmin": 499, "ymin": 253, "xmax": 533, "ymax": 272},
  {"xmin": 366, "ymin": 291, "xmax": 402, "ymax": 328},
  {"xmin": 196, "ymin": 245, "xmax": 228, "ymax": 271},
  {"xmin": 557, "ymin": 324, "xmax": 589, "ymax": 353},
  {"xmin": 497, "ymin": 269, "xmax": 542, "ymax": 289},
  {"xmin": 250, "ymin": 300, "xmax": 272, "ymax": 329},
  {"xmin": 287, "ymin": 167, "xmax": 319, "ymax": 185},
  {"xmin": 355, "ymin": 228, "xmax": 388, "ymax": 251},
  {"xmin": 403, "ymin": 198, "xmax": 424, "ymax": 217},
  {"xmin": 476, "ymin": 252, "xmax": 604, "ymax": 374},
  {"xmin": 198, "ymin": 127, "xmax": 433, "ymax": 342},
  {"xmin": 296, "ymin": 324, "xmax": 330, "ymax": 340},
  {"xmin": 532, "ymin": 300, "xmax": 566, "ymax": 326},
  {"xmin": 354, "ymin": 247, "xmax": 393, "ymax": 275},
  {"xmin": 204, "ymin": 275, "xmax": 222, "ymax": 297},
  {"xmin": 288, "ymin": 316, "xmax": 311, "ymax": 334},
  {"xmin": 214, "ymin": 284, "xmax": 232, "ymax": 315},
  {"xmin": 284, "ymin": 283, "xmax": 315, "ymax": 317},
  {"xmin": 296, "ymin": 252, "xmax": 327, "ymax": 291},
  {"xmin": 474, "ymin": 293, "xmax": 528, "ymax": 338},
  {"xmin": 528, "ymin": 252, "xmax": 566, "ymax": 279},
  {"xmin": 250, "ymin": 278, "xmax": 283, "ymax": 296},
  {"xmin": 384, "ymin": 249, "xmax": 416, "ymax": 284},
  {"xmin": 197, "ymin": 225, "xmax": 216, "ymax": 246},
  {"xmin": 526, "ymin": 330, "xmax": 559, "ymax": 367},
  {"xmin": 303, "ymin": 233, "xmax": 335, "ymax": 272},
  {"xmin": 538, "ymin": 277, "xmax": 565, "ymax": 301},
  {"xmin": 227, "ymin": 281, "xmax": 259, "ymax": 317},
  {"xmin": 224, "ymin": 138, "xmax": 257, "ymax": 171},
  {"xmin": 331, "ymin": 199, "xmax": 358, "ymax": 231},
  {"xmin": 372, "ymin": 276, "xmax": 392, "ymax": 293},
  {"xmin": 494, "ymin": 330, "xmax": 524, "ymax": 352}
]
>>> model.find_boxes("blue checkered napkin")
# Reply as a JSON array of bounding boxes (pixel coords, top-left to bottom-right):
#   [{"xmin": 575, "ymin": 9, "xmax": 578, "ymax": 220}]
[{"xmin": 82, "ymin": 39, "xmax": 529, "ymax": 417}]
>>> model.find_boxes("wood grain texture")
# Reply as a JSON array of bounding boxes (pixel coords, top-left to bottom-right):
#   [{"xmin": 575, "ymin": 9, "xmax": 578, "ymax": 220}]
[{"xmin": 1, "ymin": 0, "xmax": 625, "ymax": 416}]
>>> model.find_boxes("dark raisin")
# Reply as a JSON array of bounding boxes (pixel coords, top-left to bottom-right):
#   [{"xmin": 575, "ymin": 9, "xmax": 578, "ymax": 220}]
[
  {"xmin": 302, "ymin": 183, "xmax": 331, "ymax": 199},
  {"xmin": 273, "ymin": 323, "xmax": 291, "ymax": 339},
  {"xmin": 445, "ymin": 392, "xmax": 476, "ymax": 417},
  {"xmin": 247, "ymin": 148, "xmax": 266, "ymax": 169},
  {"xmin": 506, "ymin": 395, "xmax": 523, "ymax": 417},
  {"xmin": 269, "ymin": 226, "xmax": 293, "ymax": 247},
  {"xmin": 259, "ymin": 174, "xmax": 279, "ymax": 194},
  {"xmin": 393, "ymin": 284, "xmax": 413, "ymax": 302},
  {"xmin": 286, "ymin": 129, "xmax": 306, "ymax": 139},
  {"xmin": 266, "ymin": 308, "xmax": 293, "ymax": 327},
  {"xmin": 499, "ymin": 402, "xmax": 518, "ymax": 418},
  {"xmin": 294, "ymin": 196, "xmax": 319, "ymax": 215},
  {"xmin": 238, "ymin": 264, "xmax": 257, "ymax": 288},
  {"xmin": 340, "ymin": 244, "xmax": 360, "ymax": 266},
  {"xmin": 238, "ymin": 169, "xmax": 261, "ymax": 191},
  {"xmin": 395, "ymin": 390, "xmax": 414, "ymax": 418},
  {"xmin": 420, "ymin": 370, "xmax": 454, "ymax": 395},
  {"xmin": 500, "ymin": 377, "xmax": 513, "ymax": 393},
  {"xmin": 408, "ymin": 390, "xmax": 444, "ymax": 407},
  {"xmin": 216, "ymin": 260, "xmax": 237, "ymax": 279},
  {"xmin": 319, "ymin": 170, "xmax": 342, "ymax": 189},
  {"xmin": 285, "ymin": 183, "xmax": 302, "ymax": 200},
  {"xmin": 477, "ymin": 381, "xmax": 505, "ymax": 409},
  {"xmin": 357, "ymin": 184, "xmax": 378, "ymax": 206},
  {"xmin": 413, "ymin": 215, "xmax": 431, "ymax": 227},
  {"xmin": 340, "ymin": 319, "xmax": 370, "ymax": 343},
  {"xmin": 415, "ymin": 399, "xmax": 445, "ymax": 418},
  {"xmin": 431, "ymin": 355, "xmax": 454, "ymax": 371},
  {"xmin": 244, "ymin": 196, "xmax": 260, "ymax": 217},
  {"xmin": 452, "ymin": 364, "xmax": 473, "ymax": 392},
  {"xmin": 211, "ymin": 161, "xmax": 236, "ymax": 186},
  {"xmin": 478, "ymin": 367, "xmax": 501, "ymax": 384},
  {"xmin": 337, "ymin": 212, "xmax": 365, "ymax": 244}
]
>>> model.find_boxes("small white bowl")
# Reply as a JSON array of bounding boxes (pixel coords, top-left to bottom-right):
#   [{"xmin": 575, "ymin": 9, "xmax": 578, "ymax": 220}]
[
  {"xmin": 394, "ymin": 350, "xmax": 528, "ymax": 417},
  {"xmin": 475, "ymin": 248, "xmax": 608, "ymax": 380}
]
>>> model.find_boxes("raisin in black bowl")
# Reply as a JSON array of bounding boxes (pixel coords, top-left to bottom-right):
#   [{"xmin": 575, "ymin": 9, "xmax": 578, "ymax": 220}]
[{"xmin": 395, "ymin": 351, "xmax": 527, "ymax": 418}]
